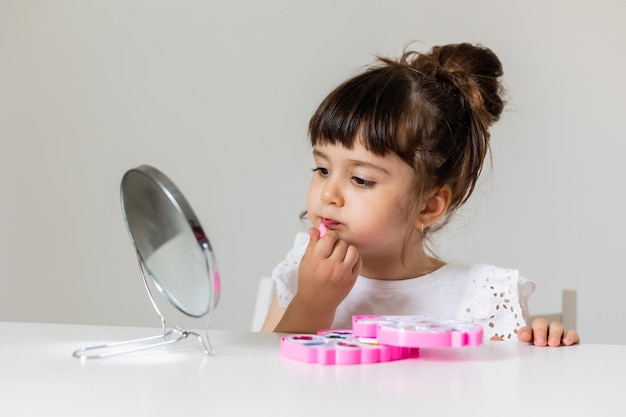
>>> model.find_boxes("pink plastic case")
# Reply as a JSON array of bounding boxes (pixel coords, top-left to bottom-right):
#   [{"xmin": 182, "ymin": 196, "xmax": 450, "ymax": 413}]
[
  {"xmin": 281, "ymin": 330, "xmax": 418, "ymax": 365},
  {"xmin": 352, "ymin": 315, "xmax": 484, "ymax": 348},
  {"xmin": 281, "ymin": 315, "xmax": 483, "ymax": 365}
]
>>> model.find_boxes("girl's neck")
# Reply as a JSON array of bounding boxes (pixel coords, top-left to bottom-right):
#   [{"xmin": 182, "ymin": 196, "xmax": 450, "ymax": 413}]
[{"xmin": 359, "ymin": 250, "xmax": 445, "ymax": 280}]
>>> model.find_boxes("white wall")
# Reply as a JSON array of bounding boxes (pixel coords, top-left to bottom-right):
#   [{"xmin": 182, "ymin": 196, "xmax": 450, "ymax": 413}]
[{"xmin": 1, "ymin": 0, "xmax": 624, "ymax": 344}]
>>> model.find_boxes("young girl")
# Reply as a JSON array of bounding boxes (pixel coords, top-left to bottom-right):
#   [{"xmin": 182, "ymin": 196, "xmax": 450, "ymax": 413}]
[{"xmin": 261, "ymin": 42, "xmax": 579, "ymax": 347}]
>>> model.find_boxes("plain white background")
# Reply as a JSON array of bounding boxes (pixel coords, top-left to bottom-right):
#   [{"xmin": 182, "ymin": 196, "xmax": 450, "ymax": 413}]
[{"xmin": 1, "ymin": 0, "xmax": 624, "ymax": 344}]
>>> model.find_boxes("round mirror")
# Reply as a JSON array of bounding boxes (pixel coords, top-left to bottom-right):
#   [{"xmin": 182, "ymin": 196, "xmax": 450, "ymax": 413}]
[
  {"xmin": 73, "ymin": 165, "xmax": 220, "ymax": 359},
  {"xmin": 120, "ymin": 165, "xmax": 220, "ymax": 318}
]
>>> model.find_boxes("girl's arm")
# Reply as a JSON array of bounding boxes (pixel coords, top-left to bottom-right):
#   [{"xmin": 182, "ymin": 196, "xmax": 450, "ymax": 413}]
[
  {"xmin": 260, "ymin": 296, "xmax": 284, "ymax": 332},
  {"xmin": 270, "ymin": 293, "xmax": 337, "ymax": 334},
  {"xmin": 261, "ymin": 294, "xmax": 335, "ymax": 334},
  {"xmin": 260, "ymin": 295, "xmax": 334, "ymax": 334}
]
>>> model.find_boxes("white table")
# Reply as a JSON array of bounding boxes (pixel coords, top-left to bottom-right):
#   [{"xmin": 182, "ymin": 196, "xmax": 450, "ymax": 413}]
[{"xmin": 0, "ymin": 322, "xmax": 622, "ymax": 416}]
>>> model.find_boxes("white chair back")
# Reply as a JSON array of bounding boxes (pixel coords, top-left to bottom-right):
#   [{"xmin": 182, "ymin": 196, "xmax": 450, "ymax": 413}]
[{"xmin": 250, "ymin": 277, "xmax": 275, "ymax": 331}]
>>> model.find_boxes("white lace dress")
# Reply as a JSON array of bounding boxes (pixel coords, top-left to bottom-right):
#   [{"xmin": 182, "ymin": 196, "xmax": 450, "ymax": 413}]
[{"xmin": 273, "ymin": 232, "xmax": 536, "ymax": 341}]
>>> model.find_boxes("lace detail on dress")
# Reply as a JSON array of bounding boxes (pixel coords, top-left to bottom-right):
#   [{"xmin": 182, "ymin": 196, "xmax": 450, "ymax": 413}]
[{"xmin": 463, "ymin": 264, "xmax": 534, "ymax": 341}]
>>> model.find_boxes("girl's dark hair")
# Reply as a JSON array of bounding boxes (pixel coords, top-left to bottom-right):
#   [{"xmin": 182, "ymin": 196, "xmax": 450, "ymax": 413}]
[{"xmin": 308, "ymin": 42, "xmax": 505, "ymax": 240}]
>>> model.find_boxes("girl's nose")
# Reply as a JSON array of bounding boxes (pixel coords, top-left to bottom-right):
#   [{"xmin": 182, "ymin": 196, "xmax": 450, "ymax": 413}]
[{"xmin": 320, "ymin": 178, "xmax": 344, "ymax": 207}]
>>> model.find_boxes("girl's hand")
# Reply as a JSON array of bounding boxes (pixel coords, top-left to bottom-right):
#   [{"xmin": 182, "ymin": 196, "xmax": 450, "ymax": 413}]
[
  {"xmin": 271, "ymin": 227, "xmax": 361, "ymax": 334},
  {"xmin": 517, "ymin": 318, "xmax": 580, "ymax": 346},
  {"xmin": 295, "ymin": 227, "xmax": 362, "ymax": 318}
]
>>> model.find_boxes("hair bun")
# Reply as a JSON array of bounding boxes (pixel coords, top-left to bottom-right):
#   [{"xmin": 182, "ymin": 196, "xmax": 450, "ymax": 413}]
[{"xmin": 406, "ymin": 43, "xmax": 505, "ymax": 125}]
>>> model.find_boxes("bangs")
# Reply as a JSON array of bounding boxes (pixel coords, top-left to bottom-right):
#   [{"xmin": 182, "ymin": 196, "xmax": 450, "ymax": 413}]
[{"xmin": 308, "ymin": 66, "xmax": 418, "ymax": 165}]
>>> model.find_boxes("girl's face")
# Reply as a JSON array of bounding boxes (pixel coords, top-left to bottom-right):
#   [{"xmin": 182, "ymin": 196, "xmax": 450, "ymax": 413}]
[{"xmin": 306, "ymin": 141, "xmax": 418, "ymax": 262}]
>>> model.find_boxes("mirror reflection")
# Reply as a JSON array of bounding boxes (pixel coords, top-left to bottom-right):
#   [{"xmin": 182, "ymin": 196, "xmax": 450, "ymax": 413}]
[{"xmin": 121, "ymin": 166, "xmax": 219, "ymax": 317}]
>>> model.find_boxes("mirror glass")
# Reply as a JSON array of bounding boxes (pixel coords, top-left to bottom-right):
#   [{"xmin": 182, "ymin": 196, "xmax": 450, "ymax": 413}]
[{"xmin": 121, "ymin": 165, "xmax": 220, "ymax": 317}]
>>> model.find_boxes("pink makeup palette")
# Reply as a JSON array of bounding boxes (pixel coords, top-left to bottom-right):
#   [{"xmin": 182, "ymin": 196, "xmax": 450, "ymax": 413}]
[{"xmin": 281, "ymin": 315, "xmax": 483, "ymax": 365}]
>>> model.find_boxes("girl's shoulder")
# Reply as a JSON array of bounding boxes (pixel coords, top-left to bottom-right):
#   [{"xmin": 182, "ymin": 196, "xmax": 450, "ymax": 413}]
[
  {"xmin": 293, "ymin": 231, "xmax": 310, "ymax": 249},
  {"xmin": 444, "ymin": 262, "xmax": 535, "ymax": 294},
  {"xmin": 441, "ymin": 263, "xmax": 532, "ymax": 287},
  {"xmin": 446, "ymin": 262, "xmax": 536, "ymax": 321},
  {"xmin": 278, "ymin": 232, "xmax": 309, "ymax": 262}
]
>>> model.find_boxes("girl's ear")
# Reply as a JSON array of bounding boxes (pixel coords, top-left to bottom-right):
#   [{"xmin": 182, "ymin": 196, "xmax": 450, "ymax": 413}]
[{"xmin": 418, "ymin": 185, "xmax": 452, "ymax": 230}]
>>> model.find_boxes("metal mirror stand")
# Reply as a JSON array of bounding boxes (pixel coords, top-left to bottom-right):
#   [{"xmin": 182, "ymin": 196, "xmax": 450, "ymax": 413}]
[{"xmin": 72, "ymin": 250, "xmax": 215, "ymax": 359}]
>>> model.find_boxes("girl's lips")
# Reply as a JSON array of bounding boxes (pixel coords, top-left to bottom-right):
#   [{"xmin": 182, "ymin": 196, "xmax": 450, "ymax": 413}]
[{"xmin": 321, "ymin": 218, "xmax": 340, "ymax": 227}]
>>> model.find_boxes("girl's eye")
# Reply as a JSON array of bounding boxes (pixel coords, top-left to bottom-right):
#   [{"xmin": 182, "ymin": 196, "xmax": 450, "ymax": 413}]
[
  {"xmin": 352, "ymin": 176, "xmax": 375, "ymax": 188},
  {"xmin": 312, "ymin": 167, "xmax": 329, "ymax": 176}
]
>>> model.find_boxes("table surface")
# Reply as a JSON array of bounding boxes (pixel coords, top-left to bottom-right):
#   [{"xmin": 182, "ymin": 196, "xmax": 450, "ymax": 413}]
[{"xmin": 0, "ymin": 321, "xmax": 622, "ymax": 416}]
